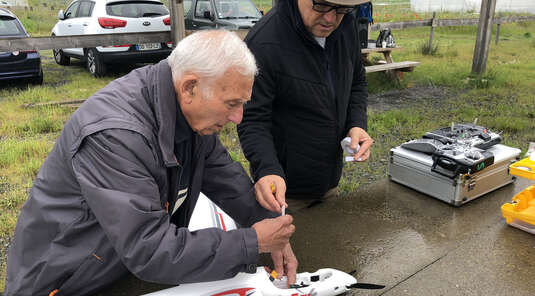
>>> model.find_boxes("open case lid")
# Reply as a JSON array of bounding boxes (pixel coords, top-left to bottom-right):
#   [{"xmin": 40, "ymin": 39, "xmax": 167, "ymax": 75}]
[{"xmin": 392, "ymin": 144, "xmax": 521, "ymax": 168}]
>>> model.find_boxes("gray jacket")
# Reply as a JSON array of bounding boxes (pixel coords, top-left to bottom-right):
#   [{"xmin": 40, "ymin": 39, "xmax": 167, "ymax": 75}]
[{"xmin": 5, "ymin": 60, "xmax": 273, "ymax": 296}]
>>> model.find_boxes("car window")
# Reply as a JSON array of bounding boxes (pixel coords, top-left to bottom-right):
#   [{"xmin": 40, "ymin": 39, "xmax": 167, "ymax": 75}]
[
  {"xmin": 184, "ymin": 0, "xmax": 192, "ymax": 15},
  {"xmin": 64, "ymin": 1, "xmax": 80, "ymax": 19},
  {"xmin": 106, "ymin": 1, "xmax": 169, "ymax": 18},
  {"xmin": 214, "ymin": 0, "xmax": 261, "ymax": 19},
  {"xmin": 78, "ymin": 1, "xmax": 95, "ymax": 17},
  {"xmin": 0, "ymin": 16, "xmax": 24, "ymax": 36},
  {"xmin": 194, "ymin": 0, "xmax": 212, "ymax": 18}
]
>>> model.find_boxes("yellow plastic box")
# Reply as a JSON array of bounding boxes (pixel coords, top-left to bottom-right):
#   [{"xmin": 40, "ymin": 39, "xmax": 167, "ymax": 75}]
[
  {"xmin": 501, "ymin": 186, "xmax": 535, "ymax": 234},
  {"xmin": 509, "ymin": 157, "xmax": 535, "ymax": 181}
]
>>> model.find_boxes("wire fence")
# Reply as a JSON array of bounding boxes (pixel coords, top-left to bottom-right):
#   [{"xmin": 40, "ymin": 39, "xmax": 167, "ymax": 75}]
[
  {"xmin": 375, "ymin": 1, "xmax": 533, "ymax": 22},
  {"xmin": 410, "ymin": 0, "xmax": 535, "ymax": 14}
]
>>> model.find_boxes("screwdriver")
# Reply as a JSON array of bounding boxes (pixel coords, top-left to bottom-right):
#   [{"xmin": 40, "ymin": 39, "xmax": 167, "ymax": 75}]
[{"xmin": 270, "ymin": 183, "xmax": 285, "ymax": 215}]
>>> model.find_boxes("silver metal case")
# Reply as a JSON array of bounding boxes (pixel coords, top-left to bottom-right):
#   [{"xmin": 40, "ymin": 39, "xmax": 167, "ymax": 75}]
[{"xmin": 388, "ymin": 144, "xmax": 521, "ymax": 206}]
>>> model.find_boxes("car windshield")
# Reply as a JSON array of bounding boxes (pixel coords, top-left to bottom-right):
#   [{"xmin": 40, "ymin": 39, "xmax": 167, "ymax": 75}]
[
  {"xmin": 106, "ymin": 1, "xmax": 169, "ymax": 18},
  {"xmin": 0, "ymin": 16, "xmax": 24, "ymax": 36},
  {"xmin": 214, "ymin": 0, "xmax": 261, "ymax": 19}
]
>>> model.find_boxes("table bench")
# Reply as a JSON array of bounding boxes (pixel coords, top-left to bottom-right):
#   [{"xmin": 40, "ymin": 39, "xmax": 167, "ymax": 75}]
[{"xmin": 362, "ymin": 43, "xmax": 420, "ymax": 83}]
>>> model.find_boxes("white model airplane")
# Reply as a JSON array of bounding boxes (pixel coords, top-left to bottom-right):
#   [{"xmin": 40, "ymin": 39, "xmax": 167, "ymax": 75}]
[
  {"xmin": 142, "ymin": 266, "xmax": 372, "ymax": 296},
  {"xmin": 143, "ymin": 194, "xmax": 384, "ymax": 296}
]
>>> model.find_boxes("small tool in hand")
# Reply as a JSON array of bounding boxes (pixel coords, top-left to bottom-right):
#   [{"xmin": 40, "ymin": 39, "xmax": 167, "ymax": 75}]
[
  {"xmin": 271, "ymin": 183, "xmax": 286, "ymax": 215},
  {"xmin": 269, "ymin": 270, "xmax": 278, "ymax": 281}
]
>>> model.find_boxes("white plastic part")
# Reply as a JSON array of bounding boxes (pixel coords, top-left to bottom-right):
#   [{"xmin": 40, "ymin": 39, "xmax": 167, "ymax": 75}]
[
  {"xmin": 141, "ymin": 267, "xmax": 357, "ymax": 296},
  {"xmin": 188, "ymin": 192, "xmax": 238, "ymax": 232},
  {"xmin": 179, "ymin": 195, "xmax": 357, "ymax": 296},
  {"xmin": 508, "ymin": 219, "xmax": 535, "ymax": 235},
  {"xmin": 527, "ymin": 142, "xmax": 535, "ymax": 161},
  {"xmin": 340, "ymin": 137, "xmax": 361, "ymax": 162}
]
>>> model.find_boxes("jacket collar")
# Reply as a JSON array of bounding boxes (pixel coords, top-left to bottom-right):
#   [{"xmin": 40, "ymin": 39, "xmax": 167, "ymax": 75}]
[
  {"xmin": 153, "ymin": 60, "xmax": 180, "ymax": 167},
  {"xmin": 174, "ymin": 101, "xmax": 193, "ymax": 144}
]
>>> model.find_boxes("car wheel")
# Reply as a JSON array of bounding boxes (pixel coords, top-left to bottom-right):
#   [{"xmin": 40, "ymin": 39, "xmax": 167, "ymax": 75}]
[
  {"xmin": 30, "ymin": 69, "xmax": 43, "ymax": 85},
  {"xmin": 51, "ymin": 34, "xmax": 70, "ymax": 66},
  {"xmin": 86, "ymin": 48, "xmax": 106, "ymax": 77},
  {"xmin": 53, "ymin": 48, "xmax": 70, "ymax": 66}
]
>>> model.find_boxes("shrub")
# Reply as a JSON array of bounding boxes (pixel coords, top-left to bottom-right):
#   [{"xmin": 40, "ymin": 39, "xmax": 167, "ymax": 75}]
[{"xmin": 419, "ymin": 41, "xmax": 439, "ymax": 56}]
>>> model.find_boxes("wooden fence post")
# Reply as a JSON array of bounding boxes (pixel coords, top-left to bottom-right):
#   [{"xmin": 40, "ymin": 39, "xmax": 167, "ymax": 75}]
[
  {"xmin": 429, "ymin": 12, "xmax": 437, "ymax": 49},
  {"xmin": 494, "ymin": 12, "xmax": 502, "ymax": 45},
  {"xmin": 169, "ymin": 0, "xmax": 185, "ymax": 47},
  {"xmin": 495, "ymin": 23, "xmax": 501, "ymax": 45},
  {"xmin": 472, "ymin": 0, "xmax": 497, "ymax": 75}
]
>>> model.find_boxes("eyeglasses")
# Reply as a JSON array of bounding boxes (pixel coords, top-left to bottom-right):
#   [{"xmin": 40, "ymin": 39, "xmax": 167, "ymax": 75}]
[{"xmin": 311, "ymin": 0, "xmax": 356, "ymax": 14}]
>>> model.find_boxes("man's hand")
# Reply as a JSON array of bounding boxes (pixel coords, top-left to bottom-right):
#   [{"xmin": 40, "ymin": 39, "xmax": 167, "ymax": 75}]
[
  {"xmin": 271, "ymin": 243, "xmax": 298, "ymax": 287},
  {"xmin": 347, "ymin": 127, "xmax": 373, "ymax": 162},
  {"xmin": 255, "ymin": 175, "xmax": 287, "ymax": 213},
  {"xmin": 252, "ymin": 215, "xmax": 295, "ymax": 253}
]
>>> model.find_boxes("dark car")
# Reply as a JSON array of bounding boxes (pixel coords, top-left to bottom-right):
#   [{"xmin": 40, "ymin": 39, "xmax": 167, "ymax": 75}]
[
  {"xmin": 0, "ymin": 8, "xmax": 43, "ymax": 85},
  {"xmin": 184, "ymin": 0, "xmax": 262, "ymax": 30}
]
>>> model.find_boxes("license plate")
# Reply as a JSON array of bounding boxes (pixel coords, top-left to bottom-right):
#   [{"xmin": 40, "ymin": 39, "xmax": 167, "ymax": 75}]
[{"xmin": 136, "ymin": 43, "xmax": 161, "ymax": 51}]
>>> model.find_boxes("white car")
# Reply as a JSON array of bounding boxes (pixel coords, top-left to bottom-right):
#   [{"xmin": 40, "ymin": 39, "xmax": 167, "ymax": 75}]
[{"xmin": 51, "ymin": 0, "xmax": 172, "ymax": 77}]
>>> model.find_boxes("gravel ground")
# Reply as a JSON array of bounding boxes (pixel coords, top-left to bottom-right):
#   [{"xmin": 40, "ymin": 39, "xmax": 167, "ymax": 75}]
[{"xmin": 368, "ymin": 85, "xmax": 456, "ymax": 112}]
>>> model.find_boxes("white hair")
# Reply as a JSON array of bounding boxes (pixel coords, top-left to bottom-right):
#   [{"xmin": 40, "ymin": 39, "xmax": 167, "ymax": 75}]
[{"xmin": 167, "ymin": 30, "xmax": 257, "ymax": 96}]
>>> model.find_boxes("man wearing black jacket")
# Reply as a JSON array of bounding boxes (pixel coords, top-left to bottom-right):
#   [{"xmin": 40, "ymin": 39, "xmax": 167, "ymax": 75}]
[{"xmin": 238, "ymin": 0, "xmax": 374, "ymax": 212}]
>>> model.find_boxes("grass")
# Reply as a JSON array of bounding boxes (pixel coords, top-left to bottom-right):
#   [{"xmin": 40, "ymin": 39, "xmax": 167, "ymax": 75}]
[
  {"xmin": 336, "ymin": 20, "xmax": 535, "ymax": 194},
  {"xmin": 1, "ymin": 0, "xmax": 535, "ymax": 290}
]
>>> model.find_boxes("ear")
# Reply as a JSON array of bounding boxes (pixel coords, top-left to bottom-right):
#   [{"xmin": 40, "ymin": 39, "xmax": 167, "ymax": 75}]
[{"xmin": 176, "ymin": 74, "xmax": 199, "ymax": 104}]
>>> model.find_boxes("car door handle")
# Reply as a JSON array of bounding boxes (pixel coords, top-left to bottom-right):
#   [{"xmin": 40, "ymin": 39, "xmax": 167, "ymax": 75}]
[
  {"xmin": 83, "ymin": 23, "xmax": 88, "ymax": 26},
  {"xmin": 67, "ymin": 24, "xmax": 72, "ymax": 27}
]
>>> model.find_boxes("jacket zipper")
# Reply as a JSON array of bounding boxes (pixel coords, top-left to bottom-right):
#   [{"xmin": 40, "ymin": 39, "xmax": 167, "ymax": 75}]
[{"xmin": 321, "ymin": 43, "xmax": 340, "ymax": 191}]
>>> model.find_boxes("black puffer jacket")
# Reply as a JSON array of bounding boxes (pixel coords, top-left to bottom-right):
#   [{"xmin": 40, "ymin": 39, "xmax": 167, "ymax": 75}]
[{"xmin": 237, "ymin": 0, "xmax": 368, "ymax": 197}]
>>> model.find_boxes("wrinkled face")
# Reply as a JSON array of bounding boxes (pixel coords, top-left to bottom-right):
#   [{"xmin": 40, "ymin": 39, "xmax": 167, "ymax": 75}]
[
  {"xmin": 177, "ymin": 69, "xmax": 253, "ymax": 135},
  {"xmin": 297, "ymin": 0, "xmax": 346, "ymax": 37}
]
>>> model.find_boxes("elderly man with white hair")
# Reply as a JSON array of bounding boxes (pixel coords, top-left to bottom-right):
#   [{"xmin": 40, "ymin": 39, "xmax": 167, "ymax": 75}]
[{"xmin": 4, "ymin": 30, "xmax": 297, "ymax": 296}]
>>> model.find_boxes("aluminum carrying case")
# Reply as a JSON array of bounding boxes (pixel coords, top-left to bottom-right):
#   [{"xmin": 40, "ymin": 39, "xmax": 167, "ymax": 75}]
[{"xmin": 388, "ymin": 144, "xmax": 521, "ymax": 206}]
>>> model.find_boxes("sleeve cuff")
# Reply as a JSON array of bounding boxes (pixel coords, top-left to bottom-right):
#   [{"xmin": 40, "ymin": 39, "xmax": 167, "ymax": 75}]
[
  {"xmin": 242, "ymin": 228, "xmax": 259, "ymax": 273},
  {"xmin": 345, "ymin": 122, "xmax": 368, "ymax": 135},
  {"xmin": 254, "ymin": 167, "xmax": 286, "ymax": 183}
]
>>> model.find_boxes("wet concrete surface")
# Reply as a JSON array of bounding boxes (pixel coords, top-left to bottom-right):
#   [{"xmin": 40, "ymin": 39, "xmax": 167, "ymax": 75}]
[
  {"xmin": 291, "ymin": 177, "xmax": 535, "ymax": 296},
  {"xmin": 98, "ymin": 177, "xmax": 535, "ymax": 296}
]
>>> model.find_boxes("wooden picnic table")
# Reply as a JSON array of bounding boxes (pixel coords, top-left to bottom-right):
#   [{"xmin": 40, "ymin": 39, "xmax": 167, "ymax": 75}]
[{"xmin": 362, "ymin": 42, "xmax": 420, "ymax": 83}]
